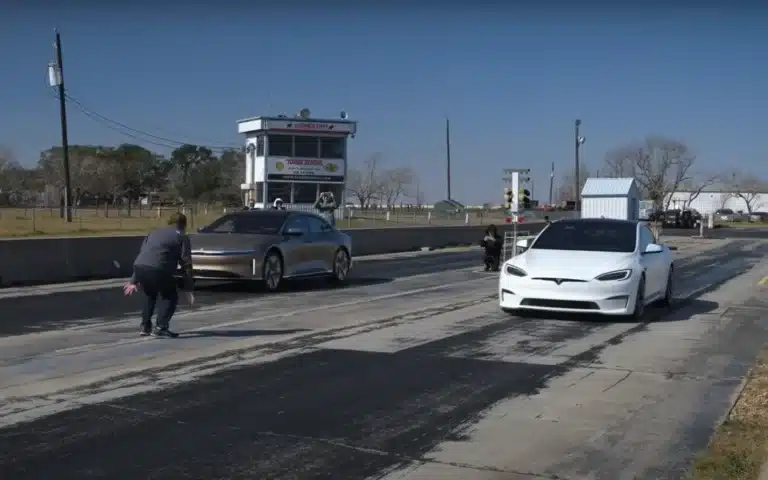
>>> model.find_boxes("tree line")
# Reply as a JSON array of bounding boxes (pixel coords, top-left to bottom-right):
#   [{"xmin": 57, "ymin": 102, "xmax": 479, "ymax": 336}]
[
  {"xmin": 0, "ymin": 143, "xmax": 246, "ymax": 207},
  {"xmin": 555, "ymin": 135, "xmax": 767, "ymax": 214},
  {"xmin": 0, "ymin": 144, "xmax": 421, "ymax": 209}
]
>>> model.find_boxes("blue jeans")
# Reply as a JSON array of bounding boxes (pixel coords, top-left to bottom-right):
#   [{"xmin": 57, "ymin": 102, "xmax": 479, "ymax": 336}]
[{"xmin": 134, "ymin": 266, "xmax": 179, "ymax": 330}]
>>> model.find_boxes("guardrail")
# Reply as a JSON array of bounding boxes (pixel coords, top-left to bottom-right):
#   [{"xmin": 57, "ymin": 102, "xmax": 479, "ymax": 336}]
[{"xmin": 0, "ymin": 223, "xmax": 546, "ymax": 287}]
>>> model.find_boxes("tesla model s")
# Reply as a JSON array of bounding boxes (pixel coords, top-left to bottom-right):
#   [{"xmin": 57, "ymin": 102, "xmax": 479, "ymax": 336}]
[{"xmin": 499, "ymin": 218, "xmax": 673, "ymax": 320}]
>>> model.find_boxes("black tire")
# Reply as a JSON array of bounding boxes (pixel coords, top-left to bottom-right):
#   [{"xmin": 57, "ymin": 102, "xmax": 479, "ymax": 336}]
[
  {"xmin": 627, "ymin": 276, "xmax": 646, "ymax": 321},
  {"xmin": 329, "ymin": 248, "xmax": 350, "ymax": 285},
  {"xmin": 262, "ymin": 251, "xmax": 284, "ymax": 292},
  {"xmin": 660, "ymin": 267, "xmax": 674, "ymax": 307}
]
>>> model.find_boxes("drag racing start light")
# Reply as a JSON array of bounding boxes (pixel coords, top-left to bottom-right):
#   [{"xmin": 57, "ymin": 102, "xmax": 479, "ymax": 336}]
[{"xmin": 504, "ymin": 188, "xmax": 513, "ymax": 209}]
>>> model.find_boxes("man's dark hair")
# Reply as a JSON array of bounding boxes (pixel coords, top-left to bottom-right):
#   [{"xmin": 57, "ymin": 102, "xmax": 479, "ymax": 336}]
[{"xmin": 168, "ymin": 212, "xmax": 188, "ymax": 229}]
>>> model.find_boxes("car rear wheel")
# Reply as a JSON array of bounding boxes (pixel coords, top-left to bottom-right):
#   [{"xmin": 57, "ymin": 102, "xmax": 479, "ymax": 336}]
[
  {"xmin": 262, "ymin": 252, "xmax": 283, "ymax": 292},
  {"xmin": 329, "ymin": 248, "xmax": 350, "ymax": 284},
  {"xmin": 627, "ymin": 276, "xmax": 646, "ymax": 321}
]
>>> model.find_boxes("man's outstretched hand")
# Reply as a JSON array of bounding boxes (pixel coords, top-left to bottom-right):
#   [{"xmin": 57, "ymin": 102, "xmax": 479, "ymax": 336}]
[{"xmin": 123, "ymin": 283, "xmax": 139, "ymax": 296}]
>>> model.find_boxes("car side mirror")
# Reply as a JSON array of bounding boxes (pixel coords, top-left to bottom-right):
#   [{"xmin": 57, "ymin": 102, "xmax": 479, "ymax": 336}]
[
  {"xmin": 515, "ymin": 238, "xmax": 529, "ymax": 249},
  {"xmin": 644, "ymin": 243, "xmax": 663, "ymax": 254},
  {"xmin": 284, "ymin": 228, "xmax": 304, "ymax": 237}
]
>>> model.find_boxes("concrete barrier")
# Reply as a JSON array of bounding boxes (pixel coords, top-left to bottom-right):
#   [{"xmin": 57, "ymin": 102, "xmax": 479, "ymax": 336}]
[{"xmin": 0, "ymin": 223, "xmax": 545, "ymax": 287}]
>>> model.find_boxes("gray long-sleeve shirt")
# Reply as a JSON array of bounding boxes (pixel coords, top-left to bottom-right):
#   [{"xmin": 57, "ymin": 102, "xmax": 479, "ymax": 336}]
[
  {"xmin": 313, "ymin": 197, "xmax": 337, "ymax": 226},
  {"xmin": 130, "ymin": 226, "xmax": 192, "ymax": 282}
]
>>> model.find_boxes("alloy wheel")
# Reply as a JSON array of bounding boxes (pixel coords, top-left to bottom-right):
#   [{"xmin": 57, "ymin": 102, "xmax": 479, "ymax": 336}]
[
  {"xmin": 334, "ymin": 250, "xmax": 349, "ymax": 281},
  {"xmin": 264, "ymin": 254, "xmax": 282, "ymax": 291}
]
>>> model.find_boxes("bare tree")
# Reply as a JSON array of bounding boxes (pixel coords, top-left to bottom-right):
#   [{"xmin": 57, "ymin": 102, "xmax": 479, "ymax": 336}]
[
  {"xmin": 346, "ymin": 153, "xmax": 384, "ymax": 209},
  {"xmin": 729, "ymin": 170, "xmax": 766, "ymax": 214},
  {"xmin": 380, "ymin": 167, "xmax": 413, "ymax": 208},
  {"xmin": 556, "ymin": 165, "xmax": 592, "ymax": 203},
  {"xmin": 671, "ymin": 172, "xmax": 720, "ymax": 209},
  {"xmin": 602, "ymin": 136, "xmax": 696, "ymax": 209}
]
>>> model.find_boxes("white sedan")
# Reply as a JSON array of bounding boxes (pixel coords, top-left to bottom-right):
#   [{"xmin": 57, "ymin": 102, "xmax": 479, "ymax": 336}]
[{"xmin": 499, "ymin": 218, "xmax": 674, "ymax": 320}]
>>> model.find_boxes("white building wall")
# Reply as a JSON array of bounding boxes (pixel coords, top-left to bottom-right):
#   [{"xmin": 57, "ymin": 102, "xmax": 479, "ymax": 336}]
[
  {"xmin": 582, "ymin": 197, "xmax": 629, "ymax": 220},
  {"xmin": 665, "ymin": 191, "xmax": 768, "ymax": 214}
]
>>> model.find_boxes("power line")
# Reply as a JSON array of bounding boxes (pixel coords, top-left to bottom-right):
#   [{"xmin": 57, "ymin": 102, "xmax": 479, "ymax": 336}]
[{"xmin": 59, "ymin": 90, "xmax": 240, "ymax": 152}]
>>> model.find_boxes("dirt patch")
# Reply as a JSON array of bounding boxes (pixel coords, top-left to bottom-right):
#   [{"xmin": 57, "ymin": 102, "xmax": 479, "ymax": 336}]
[{"xmin": 691, "ymin": 348, "xmax": 768, "ymax": 479}]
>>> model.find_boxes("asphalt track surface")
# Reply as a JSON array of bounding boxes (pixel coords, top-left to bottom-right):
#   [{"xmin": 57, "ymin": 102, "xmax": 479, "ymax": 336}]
[
  {"xmin": 2, "ymin": 238, "xmax": 768, "ymax": 479},
  {"xmin": 0, "ymin": 249, "xmax": 484, "ymax": 337}
]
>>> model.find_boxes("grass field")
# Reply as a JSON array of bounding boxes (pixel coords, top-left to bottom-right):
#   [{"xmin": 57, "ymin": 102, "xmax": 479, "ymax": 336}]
[
  {"xmin": 0, "ymin": 207, "xmax": 516, "ymax": 238},
  {"xmin": 719, "ymin": 221, "xmax": 768, "ymax": 229},
  {"xmin": 691, "ymin": 347, "xmax": 768, "ymax": 479}
]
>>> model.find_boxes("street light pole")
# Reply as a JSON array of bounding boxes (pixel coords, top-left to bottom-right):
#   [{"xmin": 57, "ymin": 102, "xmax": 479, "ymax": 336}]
[
  {"xmin": 54, "ymin": 29, "xmax": 73, "ymax": 222},
  {"xmin": 574, "ymin": 119, "xmax": 581, "ymax": 212}
]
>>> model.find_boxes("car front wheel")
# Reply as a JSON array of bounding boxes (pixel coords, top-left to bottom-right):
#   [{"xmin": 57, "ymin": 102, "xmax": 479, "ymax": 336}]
[
  {"xmin": 262, "ymin": 252, "xmax": 283, "ymax": 292},
  {"xmin": 329, "ymin": 248, "xmax": 350, "ymax": 284},
  {"xmin": 627, "ymin": 276, "xmax": 646, "ymax": 321},
  {"xmin": 660, "ymin": 267, "xmax": 674, "ymax": 307}
]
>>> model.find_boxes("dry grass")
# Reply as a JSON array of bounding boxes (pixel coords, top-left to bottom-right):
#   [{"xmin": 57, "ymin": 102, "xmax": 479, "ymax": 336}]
[
  {"xmin": 0, "ymin": 207, "xmax": 514, "ymax": 238},
  {"xmin": 719, "ymin": 222, "xmax": 768, "ymax": 229},
  {"xmin": 691, "ymin": 348, "xmax": 768, "ymax": 480}
]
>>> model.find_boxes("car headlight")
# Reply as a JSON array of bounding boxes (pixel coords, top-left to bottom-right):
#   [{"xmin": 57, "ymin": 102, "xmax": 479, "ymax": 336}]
[
  {"xmin": 595, "ymin": 269, "xmax": 632, "ymax": 281},
  {"xmin": 505, "ymin": 265, "xmax": 527, "ymax": 277}
]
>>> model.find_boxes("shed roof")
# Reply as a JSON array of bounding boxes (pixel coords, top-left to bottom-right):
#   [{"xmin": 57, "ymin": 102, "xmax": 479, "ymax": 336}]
[{"xmin": 581, "ymin": 178, "xmax": 636, "ymax": 197}]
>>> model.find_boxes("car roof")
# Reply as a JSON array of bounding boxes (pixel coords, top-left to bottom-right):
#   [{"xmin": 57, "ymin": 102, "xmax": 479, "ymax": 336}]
[
  {"xmin": 555, "ymin": 218, "xmax": 639, "ymax": 227},
  {"xmin": 228, "ymin": 209, "xmax": 328, "ymax": 221},
  {"xmin": 230, "ymin": 209, "xmax": 291, "ymax": 218}
]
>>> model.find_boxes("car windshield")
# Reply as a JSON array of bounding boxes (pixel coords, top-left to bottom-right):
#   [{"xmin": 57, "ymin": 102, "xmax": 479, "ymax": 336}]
[
  {"xmin": 199, "ymin": 213, "xmax": 285, "ymax": 235},
  {"xmin": 717, "ymin": 209, "xmax": 734, "ymax": 214},
  {"xmin": 531, "ymin": 221, "xmax": 637, "ymax": 253}
]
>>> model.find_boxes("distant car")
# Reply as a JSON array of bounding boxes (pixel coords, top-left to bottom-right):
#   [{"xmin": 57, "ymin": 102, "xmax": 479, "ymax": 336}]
[
  {"xmin": 499, "ymin": 218, "xmax": 674, "ymax": 320},
  {"xmin": 750, "ymin": 212, "xmax": 768, "ymax": 223},
  {"xmin": 715, "ymin": 208, "xmax": 737, "ymax": 223},
  {"xmin": 184, "ymin": 209, "xmax": 353, "ymax": 291}
]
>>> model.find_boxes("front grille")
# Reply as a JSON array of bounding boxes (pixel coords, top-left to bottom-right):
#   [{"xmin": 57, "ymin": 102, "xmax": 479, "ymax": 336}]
[
  {"xmin": 532, "ymin": 277, "xmax": 587, "ymax": 284},
  {"xmin": 520, "ymin": 298, "xmax": 599, "ymax": 310},
  {"xmin": 191, "ymin": 269, "xmax": 244, "ymax": 279}
]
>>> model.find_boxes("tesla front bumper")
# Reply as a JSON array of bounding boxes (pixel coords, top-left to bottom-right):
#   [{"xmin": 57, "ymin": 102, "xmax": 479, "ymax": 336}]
[{"xmin": 499, "ymin": 274, "xmax": 639, "ymax": 316}]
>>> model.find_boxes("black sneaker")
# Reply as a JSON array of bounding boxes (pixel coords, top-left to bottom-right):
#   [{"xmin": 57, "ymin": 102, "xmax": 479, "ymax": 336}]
[{"xmin": 152, "ymin": 328, "xmax": 180, "ymax": 338}]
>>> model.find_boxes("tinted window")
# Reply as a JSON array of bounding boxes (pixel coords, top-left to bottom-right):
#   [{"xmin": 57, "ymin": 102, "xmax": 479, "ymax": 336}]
[
  {"xmin": 305, "ymin": 215, "xmax": 332, "ymax": 233},
  {"xmin": 200, "ymin": 213, "xmax": 285, "ymax": 235},
  {"xmin": 268, "ymin": 135, "xmax": 293, "ymax": 157},
  {"xmin": 283, "ymin": 215, "xmax": 309, "ymax": 234},
  {"xmin": 319, "ymin": 137, "xmax": 345, "ymax": 159},
  {"xmin": 639, "ymin": 226, "xmax": 655, "ymax": 249},
  {"xmin": 294, "ymin": 136, "xmax": 319, "ymax": 158},
  {"xmin": 531, "ymin": 221, "xmax": 637, "ymax": 253}
]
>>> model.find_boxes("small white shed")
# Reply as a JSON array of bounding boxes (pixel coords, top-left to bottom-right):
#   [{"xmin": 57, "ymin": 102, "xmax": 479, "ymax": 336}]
[{"xmin": 580, "ymin": 178, "xmax": 640, "ymax": 221}]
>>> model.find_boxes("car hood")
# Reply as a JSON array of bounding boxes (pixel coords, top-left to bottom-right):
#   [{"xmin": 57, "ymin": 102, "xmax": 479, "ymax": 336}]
[
  {"xmin": 190, "ymin": 233, "xmax": 279, "ymax": 254},
  {"xmin": 511, "ymin": 249, "xmax": 635, "ymax": 280}
]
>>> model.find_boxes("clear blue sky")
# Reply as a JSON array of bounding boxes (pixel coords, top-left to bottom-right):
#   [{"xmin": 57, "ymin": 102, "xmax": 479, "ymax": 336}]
[{"xmin": 1, "ymin": 6, "xmax": 765, "ymax": 204}]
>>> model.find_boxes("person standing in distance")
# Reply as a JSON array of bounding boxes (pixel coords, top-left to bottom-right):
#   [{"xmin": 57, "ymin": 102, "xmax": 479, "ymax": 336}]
[
  {"xmin": 123, "ymin": 212, "xmax": 194, "ymax": 338},
  {"xmin": 314, "ymin": 191, "xmax": 337, "ymax": 226}
]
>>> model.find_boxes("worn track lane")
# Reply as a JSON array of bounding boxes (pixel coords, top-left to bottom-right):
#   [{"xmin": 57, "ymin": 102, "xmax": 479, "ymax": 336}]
[
  {"xmin": 1, "ymin": 241, "xmax": 766, "ymax": 479},
  {"xmin": 0, "ymin": 250, "xmax": 485, "ymax": 337}
]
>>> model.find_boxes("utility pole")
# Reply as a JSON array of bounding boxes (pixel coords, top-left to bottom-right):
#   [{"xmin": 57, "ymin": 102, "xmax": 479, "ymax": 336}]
[
  {"xmin": 50, "ymin": 29, "xmax": 73, "ymax": 222},
  {"xmin": 445, "ymin": 117, "xmax": 452, "ymax": 201},
  {"xmin": 548, "ymin": 161, "xmax": 555, "ymax": 206},
  {"xmin": 574, "ymin": 119, "xmax": 585, "ymax": 212}
]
